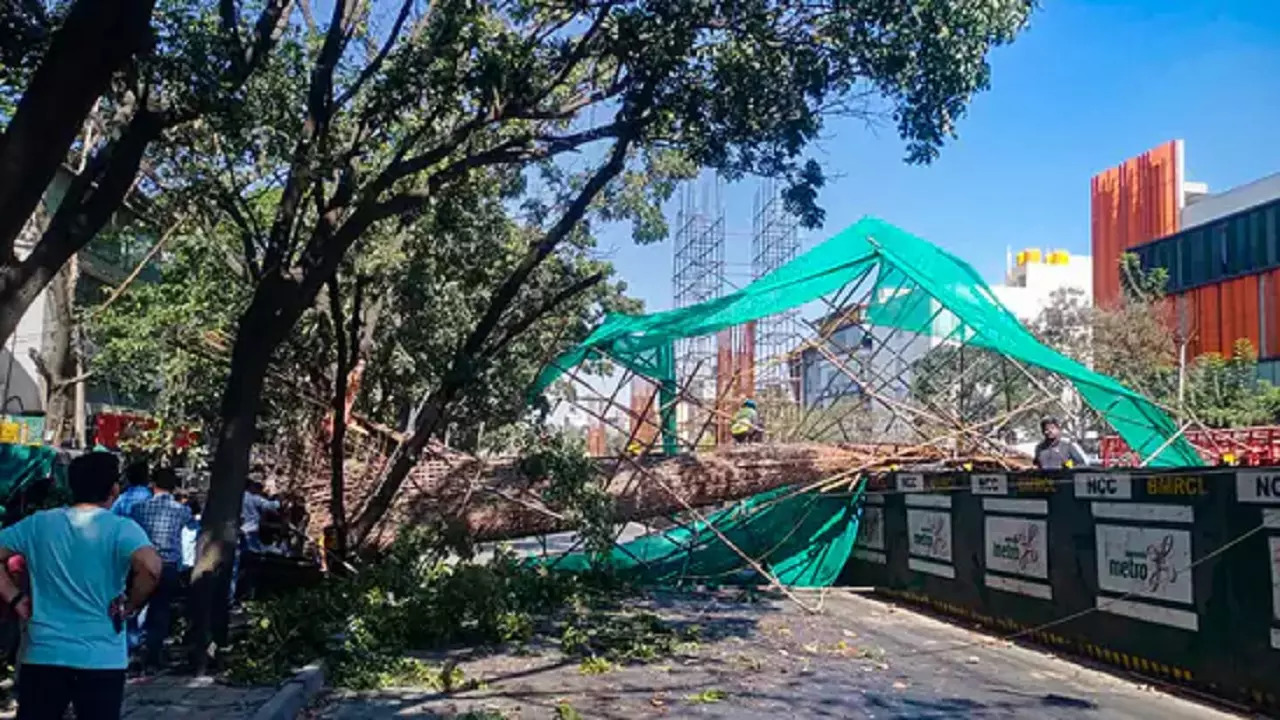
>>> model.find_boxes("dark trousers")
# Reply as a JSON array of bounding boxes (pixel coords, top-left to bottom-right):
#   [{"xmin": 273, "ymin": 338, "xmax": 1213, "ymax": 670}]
[
  {"xmin": 16, "ymin": 663, "xmax": 125, "ymax": 720},
  {"xmin": 144, "ymin": 563, "xmax": 181, "ymax": 668}
]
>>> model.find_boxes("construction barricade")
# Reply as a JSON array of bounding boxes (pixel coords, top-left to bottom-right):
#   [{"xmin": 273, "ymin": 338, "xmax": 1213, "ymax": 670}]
[{"xmin": 841, "ymin": 467, "xmax": 1280, "ymax": 712}]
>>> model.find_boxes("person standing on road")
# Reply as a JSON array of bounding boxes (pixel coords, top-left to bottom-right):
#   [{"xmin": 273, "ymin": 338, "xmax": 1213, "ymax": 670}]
[
  {"xmin": 0, "ymin": 452, "xmax": 162, "ymax": 720},
  {"xmin": 1033, "ymin": 416, "xmax": 1087, "ymax": 470},
  {"xmin": 230, "ymin": 473, "xmax": 282, "ymax": 603},
  {"xmin": 110, "ymin": 462, "xmax": 151, "ymax": 518},
  {"xmin": 241, "ymin": 477, "xmax": 281, "ymax": 554},
  {"xmin": 110, "ymin": 460, "xmax": 152, "ymax": 654},
  {"xmin": 129, "ymin": 468, "xmax": 195, "ymax": 672}
]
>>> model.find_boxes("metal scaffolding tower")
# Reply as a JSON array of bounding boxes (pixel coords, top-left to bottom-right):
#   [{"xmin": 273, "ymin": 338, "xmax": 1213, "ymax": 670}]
[
  {"xmin": 672, "ymin": 177, "xmax": 725, "ymax": 445},
  {"xmin": 672, "ymin": 178, "xmax": 725, "ymax": 381},
  {"xmin": 751, "ymin": 178, "xmax": 802, "ymax": 394}
]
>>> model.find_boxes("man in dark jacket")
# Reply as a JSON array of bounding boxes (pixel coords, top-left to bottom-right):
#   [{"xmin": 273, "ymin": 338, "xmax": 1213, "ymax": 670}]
[{"xmin": 1033, "ymin": 416, "xmax": 1087, "ymax": 470}]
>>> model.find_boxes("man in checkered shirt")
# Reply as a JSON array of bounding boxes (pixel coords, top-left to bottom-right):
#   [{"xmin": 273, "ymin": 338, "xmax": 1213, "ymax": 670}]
[{"xmin": 129, "ymin": 468, "xmax": 195, "ymax": 671}]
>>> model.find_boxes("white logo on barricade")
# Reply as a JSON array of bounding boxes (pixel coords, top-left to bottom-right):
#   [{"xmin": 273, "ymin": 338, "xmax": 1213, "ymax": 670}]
[
  {"xmin": 1094, "ymin": 524, "xmax": 1192, "ymax": 604},
  {"xmin": 907, "ymin": 509, "xmax": 952, "ymax": 563},
  {"xmin": 985, "ymin": 516, "xmax": 1048, "ymax": 579}
]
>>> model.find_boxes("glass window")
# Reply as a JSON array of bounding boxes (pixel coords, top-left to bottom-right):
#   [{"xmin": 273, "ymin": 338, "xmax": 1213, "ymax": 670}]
[
  {"xmin": 1233, "ymin": 215, "xmax": 1251, "ymax": 275},
  {"xmin": 1267, "ymin": 205, "xmax": 1280, "ymax": 268},
  {"xmin": 1255, "ymin": 208, "xmax": 1269, "ymax": 270},
  {"xmin": 1178, "ymin": 233, "xmax": 1196, "ymax": 290},
  {"xmin": 1212, "ymin": 224, "xmax": 1228, "ymax": 281},
  {"xmin": 1182, "ymin": 229, "xmax": 1202, "ymax": 287},
  {"xmin": 1160, "ymin": 239, "xmax": 1178, "ymax": 287}
]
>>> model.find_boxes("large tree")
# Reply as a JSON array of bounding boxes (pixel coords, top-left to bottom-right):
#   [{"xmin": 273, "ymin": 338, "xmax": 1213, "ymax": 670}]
[{"xmin": 76, "ymin": 0, "xmax": 1034, "ymax": 658}]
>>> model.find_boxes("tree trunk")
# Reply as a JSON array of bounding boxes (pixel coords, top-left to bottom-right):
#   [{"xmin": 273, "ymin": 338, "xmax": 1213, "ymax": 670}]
[
  {"xmin": 37, "ymin": 260, "xmax": 77, "ymax": 442},
  {"xmin": 0, "ymin": 0, "xmax": 156, "ymax": 253},
  {"xmin": 402, "ymin": 443, "xmax": 867, "ymax": 544},
  {"xmin": 325, "ymin": 277, "xmax": 349, "ymax": 554},
  {"xmin": 186, "ymin": 281, "xmax": 297, "ymax": 671},
  {"xmin": 348, "ymin": 389, "xmax": 453, "ymax": 546}
]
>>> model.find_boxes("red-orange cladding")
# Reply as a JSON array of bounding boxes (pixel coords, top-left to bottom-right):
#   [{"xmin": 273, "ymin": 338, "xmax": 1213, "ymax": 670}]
[{"xmin": 1090, "ymin": 141, "xmax": 1182, "ymax": 308}]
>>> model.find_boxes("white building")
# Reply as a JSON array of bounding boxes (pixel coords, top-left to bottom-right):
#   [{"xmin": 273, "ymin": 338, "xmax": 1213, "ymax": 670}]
[{"xmin": 990, "ymin": 248, "xmax": 1093, "ymax": 323}]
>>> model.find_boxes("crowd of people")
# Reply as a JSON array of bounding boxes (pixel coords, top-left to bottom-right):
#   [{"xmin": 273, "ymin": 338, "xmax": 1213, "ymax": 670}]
[{"xmin": 0, "ymin": 452, "xmax": 297, "ymax": 720}]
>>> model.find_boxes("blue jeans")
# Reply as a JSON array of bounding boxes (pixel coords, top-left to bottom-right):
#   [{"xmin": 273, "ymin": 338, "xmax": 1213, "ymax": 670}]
[
  {"xmin": 143, "ymin": 565, "xmax": 180, "ymax": 668},
  {"xmin": 229, "ymin": 532, "xmax": 260, "ymax": 604}
]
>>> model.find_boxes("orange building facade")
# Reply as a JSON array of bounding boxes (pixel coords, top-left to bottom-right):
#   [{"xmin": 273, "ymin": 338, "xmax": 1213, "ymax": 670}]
[
  {"xmin": 1089, "ymin": 140, "xmax": 1184, "ymax": 309},
  {"xmin": 1091, "ymin": 141, "xmax": 1280, "ymax": 373}
]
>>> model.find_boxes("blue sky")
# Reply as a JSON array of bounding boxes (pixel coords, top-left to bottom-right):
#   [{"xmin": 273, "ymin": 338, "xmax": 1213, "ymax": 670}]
[{"xmin": 595, "ymin": 0, "xmax": 1280, "ymax": 313}]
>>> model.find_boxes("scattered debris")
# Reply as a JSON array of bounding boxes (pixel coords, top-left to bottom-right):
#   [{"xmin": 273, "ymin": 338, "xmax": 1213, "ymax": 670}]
[{"xmin": 686, "ymin": 689, "xmax": 728, "ymax": 704}]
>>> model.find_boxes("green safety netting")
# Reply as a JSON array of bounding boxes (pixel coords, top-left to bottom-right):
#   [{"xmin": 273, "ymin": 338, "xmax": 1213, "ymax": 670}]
[
  {"xmin": 0, "ymin": 444, "xmax": 64, "ymax": 518},
  {"xmin": 533, "ymin": 216, "xmax": 1201, "ymax": 468},
  {"xmin": 543, "ymin": 483, "xmax": 864, "ymax": 587}
]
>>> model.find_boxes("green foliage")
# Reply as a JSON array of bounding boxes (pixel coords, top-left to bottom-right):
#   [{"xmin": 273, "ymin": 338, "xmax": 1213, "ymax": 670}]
[
  {"xmin": 225, "ymin": 524, "xmax": 671, "ymax": 689},
  {"xmin": 516, "ymin": 427, "xmax": 616, "ymax": 559},
  {"xmin": 560, "ymin": 608, "xmax": 699, "ymax": 667},
  {"xmin": 1032, "ymin": 287, "xmax": 1092, "ymax": 363},
  {"xmin": 85, "ymin": 227, "xmax": 250, "ymax": 428},
  {"xmin": 910, "ymin": 344, "xmax": 1036, "ymax": 437},
  {"xmin": 577, "ymin": 656, "xmax": 615, "ymax": 675},
  {"xmin": 555, "ymin": 703, "xmax": 585, "ymax": 720},
  {"xmin": 1119, "ymin": 253, "xmax": 1169, "ymax": 303},
  {"xmin": 1184, "ymin": 340, "xmax": 1280, "ymax": 429},
  {"xmin": 687, "ymin": 689, "xmax": 728, "ymax": 704}
]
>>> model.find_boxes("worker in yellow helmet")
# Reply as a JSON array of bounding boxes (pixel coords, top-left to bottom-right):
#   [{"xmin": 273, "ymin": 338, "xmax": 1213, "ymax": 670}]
[{"xmin": 730, "ymin": 399, "xmax": 763, "ymax": 444}]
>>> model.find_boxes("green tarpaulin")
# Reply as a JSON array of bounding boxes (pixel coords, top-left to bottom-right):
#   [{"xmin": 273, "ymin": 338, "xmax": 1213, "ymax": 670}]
[
  {"xmin": 533, "ymin": 216, "xmax": 1201, "ymax": 468},
  {"xmin": 544, "ymin": 484, "xmax": 863, "ymax": 587},
  {"xmin": 0, "ymin": 444, "xmax": 63, "ymax": 519}
]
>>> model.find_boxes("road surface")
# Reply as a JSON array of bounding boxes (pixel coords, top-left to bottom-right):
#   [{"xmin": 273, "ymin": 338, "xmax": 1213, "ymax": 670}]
[{"xmin": 308, "ymin": 589, "xmax": 1247, "ymax": 719}]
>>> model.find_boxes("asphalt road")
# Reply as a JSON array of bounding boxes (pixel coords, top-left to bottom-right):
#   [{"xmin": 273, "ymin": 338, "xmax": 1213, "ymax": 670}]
[{"xmin": 307, "ymin": 589, "xmax": 1249, "ymax": 720}]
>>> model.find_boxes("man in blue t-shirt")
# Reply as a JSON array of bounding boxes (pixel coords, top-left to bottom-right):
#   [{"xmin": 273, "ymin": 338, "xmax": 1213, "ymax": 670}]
[{"xmin": 0, "ymin": 452, "xmax": 162, "ymax": 720}]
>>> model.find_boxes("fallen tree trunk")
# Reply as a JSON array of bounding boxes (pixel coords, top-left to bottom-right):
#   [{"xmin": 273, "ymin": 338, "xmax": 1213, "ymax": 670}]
[
  {"xmin": 284, "ymin": 437, "xmax": 1025, "ymax": 548},
  {"xmin": 383, "ymin": 442, "xmax": 1009, "ymax": 544}
]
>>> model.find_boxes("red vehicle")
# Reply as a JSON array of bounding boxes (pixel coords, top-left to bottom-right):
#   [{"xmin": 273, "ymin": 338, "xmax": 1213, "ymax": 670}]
[
  {"xmin": 92, "ymin": 412, "xmax": 198, "ymax": 451},
  {"xmin": 1100, "ymin": 425, "xmax": 1280, "ymax": 468}
]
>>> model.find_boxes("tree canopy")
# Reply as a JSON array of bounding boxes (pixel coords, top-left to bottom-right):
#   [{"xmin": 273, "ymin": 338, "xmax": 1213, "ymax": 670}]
[{"xmin": 6, "ymin": 0, "xmax": 1038, "ymax": 658}]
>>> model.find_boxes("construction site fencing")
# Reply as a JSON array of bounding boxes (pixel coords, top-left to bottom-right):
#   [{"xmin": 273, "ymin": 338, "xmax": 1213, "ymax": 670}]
[{"xmin": 840, "ymin": 467, "xmax": 1280, "ymax": 713}]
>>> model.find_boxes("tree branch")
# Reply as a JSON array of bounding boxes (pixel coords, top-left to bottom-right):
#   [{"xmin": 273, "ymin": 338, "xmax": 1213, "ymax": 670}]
[
  {"xmin": 483, "ymin": 272, "xmax": 605, "ymax": 358},
  {"xmin": 219, "ymin": 0, "xmax": 244, "ymax": 72},
  {"xmin": 461, "ymin": 134, "xmax": 633, "ymax": 359},
  {"xmin": 334, "ymin": 0, "xmax": 414, "ymax": 109},
  {"xmin": 347, "ymin": 133, "xmax": 635, "ymax": 545},
  {"xmin": 243, "ymin": 0, "xmax": 295, "ymax": 77},
  {"xmin": 87, "ymin": 215, "xmax": 185, "ymax": 320},
  {"xmin": 0, "ymin": 108, "xmax": 164, "ymax": 342},
  {"xmin": 0, "ymin": 0, "xmax": 157, "ymax": 259},
  {"xmin": 261, "ymin": 0, "xmax": 353, "ymax": 272}
]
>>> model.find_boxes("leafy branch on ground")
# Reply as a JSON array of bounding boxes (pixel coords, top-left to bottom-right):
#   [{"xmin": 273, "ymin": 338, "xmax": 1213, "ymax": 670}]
[
  {"xmin": 224, "ymin": 524, "xmax": 691, "ymax": 689},
  {"xmin": 517, "ymin": 426, "xmax": 618, "ymax": 560}
]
